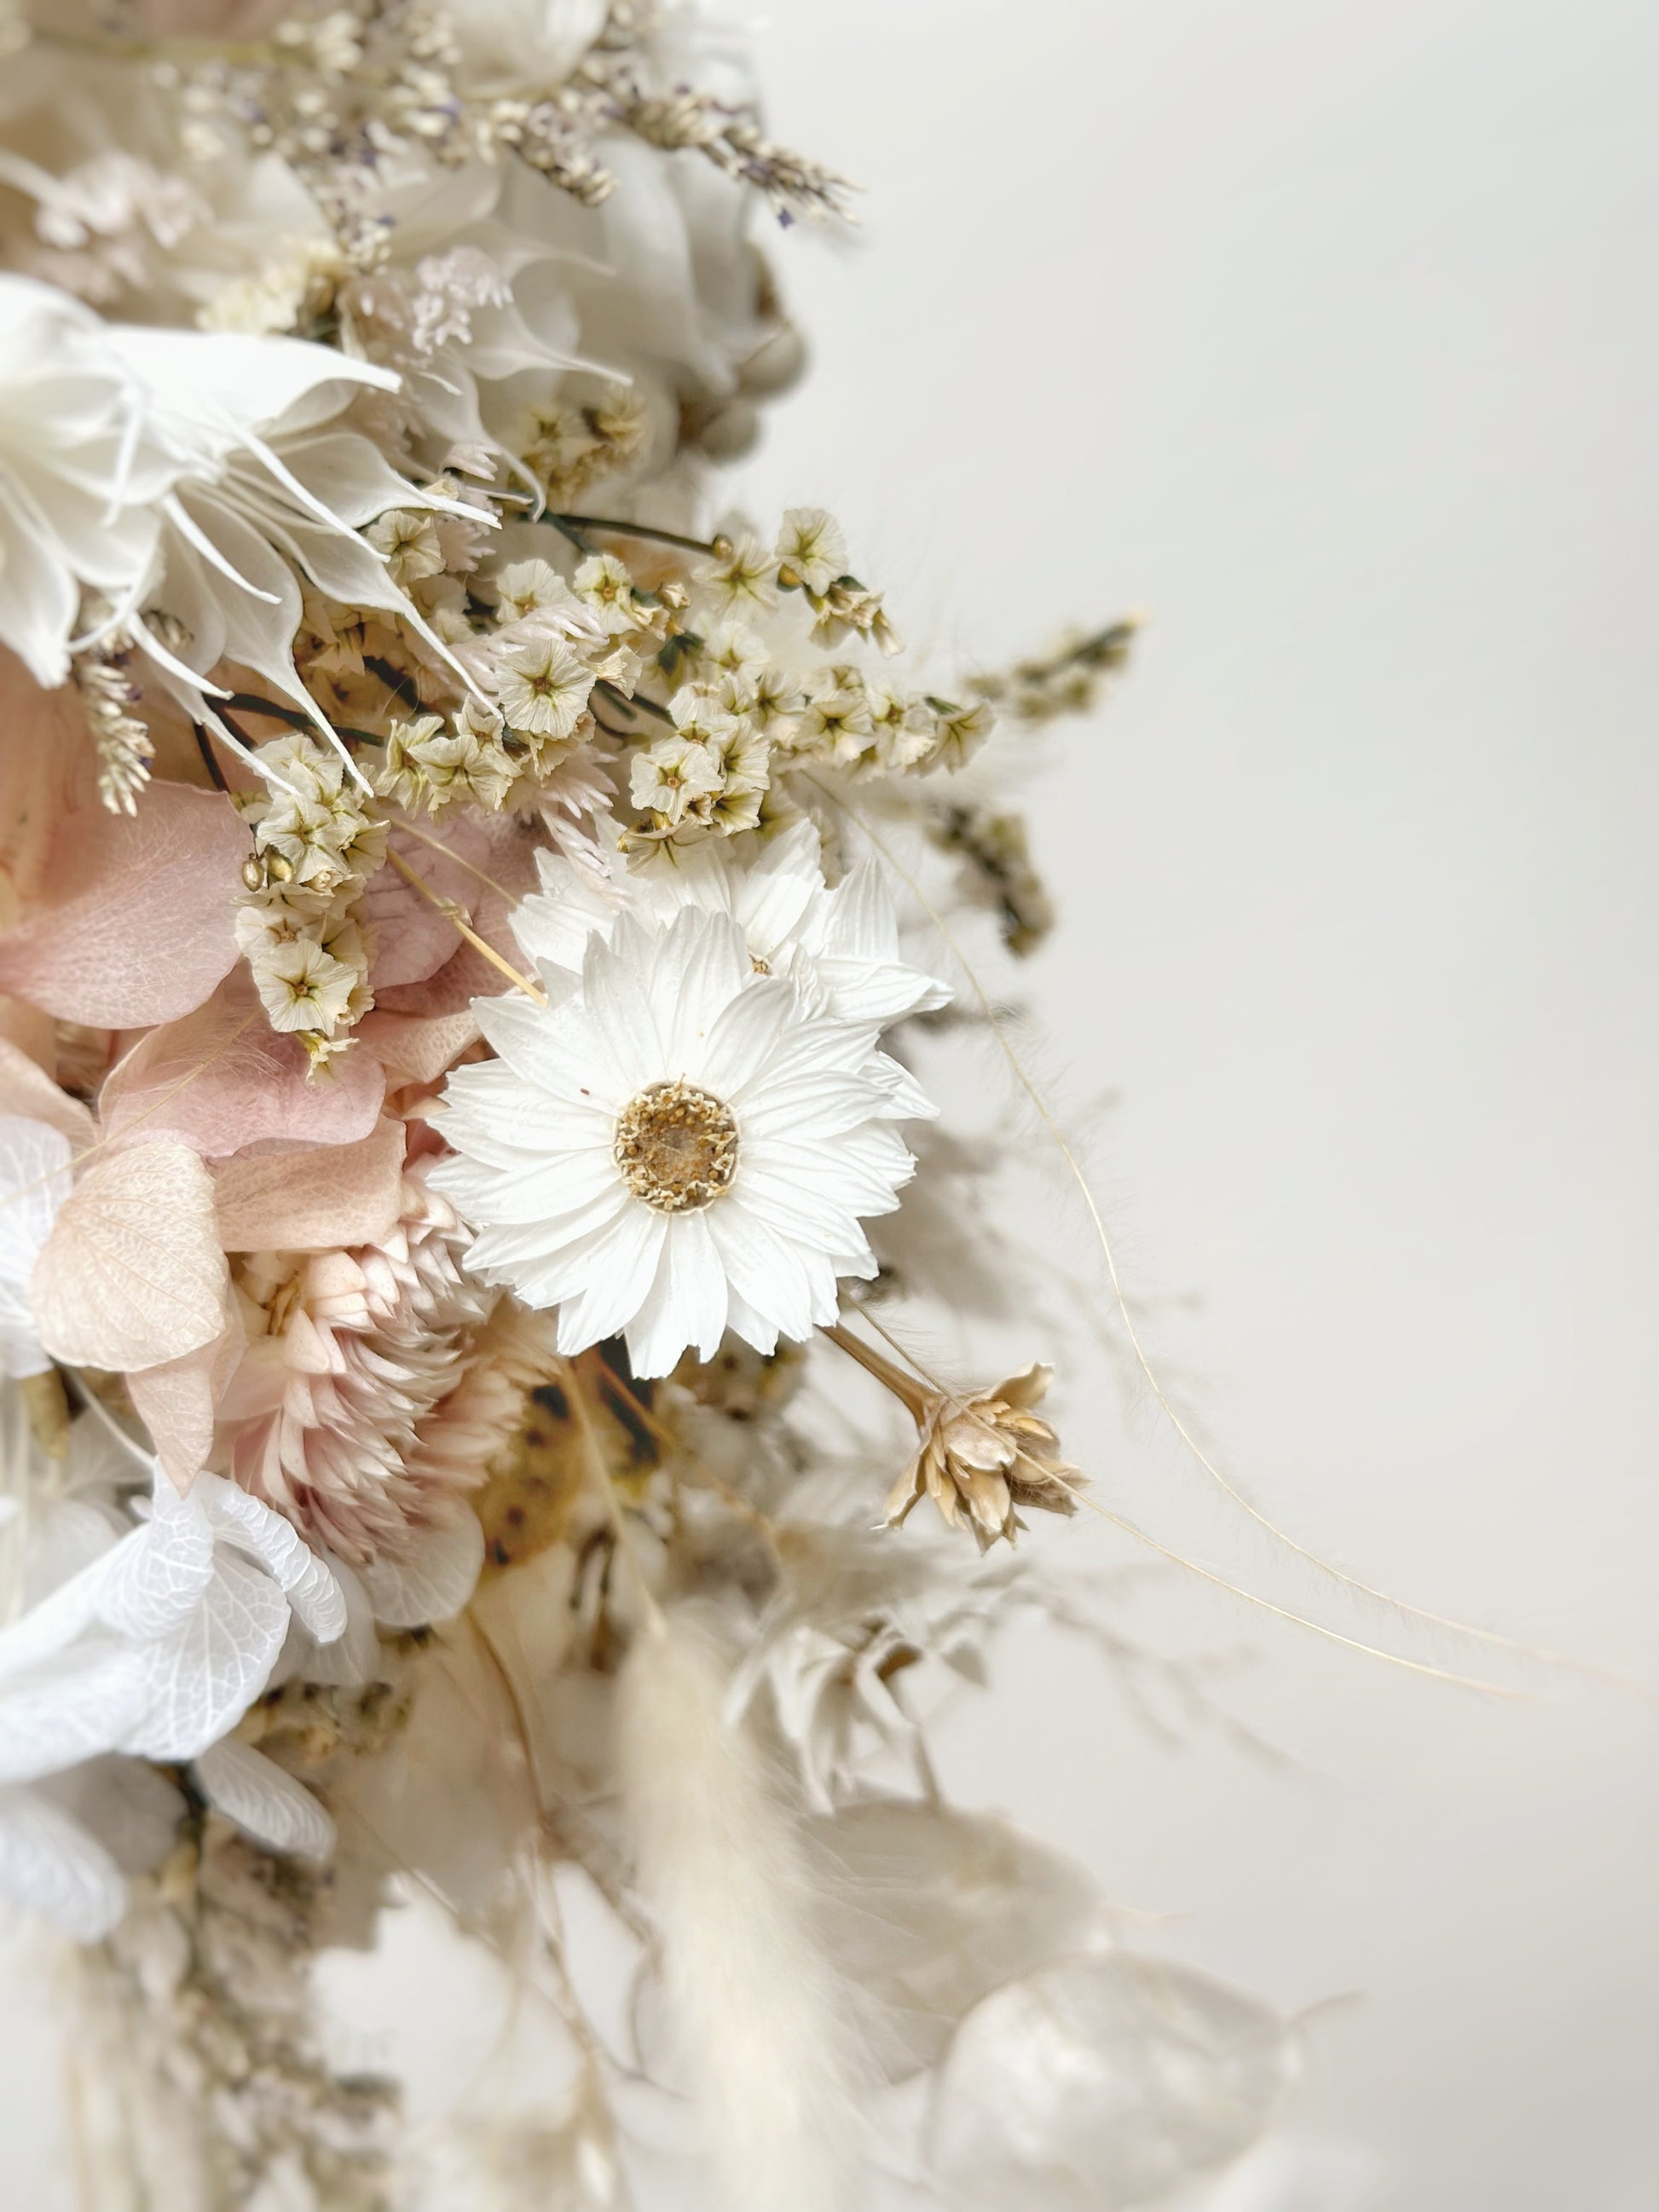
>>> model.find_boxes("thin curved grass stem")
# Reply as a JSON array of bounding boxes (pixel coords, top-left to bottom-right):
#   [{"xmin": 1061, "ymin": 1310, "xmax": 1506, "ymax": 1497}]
[{"xmin": 810, "ymin": 781, "xmax": 1652, "ymax": 1702}]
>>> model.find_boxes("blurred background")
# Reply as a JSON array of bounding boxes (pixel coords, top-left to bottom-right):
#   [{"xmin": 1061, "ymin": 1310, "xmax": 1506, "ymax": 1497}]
[
  {"xmin": 727, "ymin": 1, "xmax": 1659, "ymax": 2206},
  {"xmin": 4, "ymin": 2, "xmax": 1657, "ymax": 2205}
]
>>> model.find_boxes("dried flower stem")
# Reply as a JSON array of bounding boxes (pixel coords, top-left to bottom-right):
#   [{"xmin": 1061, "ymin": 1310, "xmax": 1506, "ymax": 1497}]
[
  {"xmin": 552, "ymin": 514, "xmax": 718, "ymax": 557},
  {"xmin": 381, "ymin": 846, "xmax": 547, "ymax": 1004}
]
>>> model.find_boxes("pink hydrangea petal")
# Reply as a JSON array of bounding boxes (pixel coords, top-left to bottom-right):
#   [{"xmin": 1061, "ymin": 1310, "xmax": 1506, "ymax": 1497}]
[
  {"xmin": 0, "ymin": 783, "xmax": 250, "ymax": 1028},
  {"xmin": 212, "ymin": 1116, "xmax": 406, "ymax": 1252},
  {"xmin": 100, "ymin": 972, "xmax": 384, "ymax": 1157},
  {"xmin": 0, "ymin": 1037, "xmax": 95, "ymax": 1148}
]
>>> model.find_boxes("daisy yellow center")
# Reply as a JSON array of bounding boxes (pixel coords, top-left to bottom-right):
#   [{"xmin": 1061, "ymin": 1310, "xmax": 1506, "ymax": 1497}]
[{"xmin": 614, "ymin": 1080, "xmax": 739, "ymax": 1213}]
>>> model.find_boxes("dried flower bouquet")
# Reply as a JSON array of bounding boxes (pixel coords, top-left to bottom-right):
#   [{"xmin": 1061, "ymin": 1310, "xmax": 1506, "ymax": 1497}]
[{"xmin": 0, "ymin": 4, "xmax": 1298, "ymax": 2206}]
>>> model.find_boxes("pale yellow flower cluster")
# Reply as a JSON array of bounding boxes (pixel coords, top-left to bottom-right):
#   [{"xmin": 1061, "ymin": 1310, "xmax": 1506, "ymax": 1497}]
[{"xmin": 235, "ymin": 734, "xmax": 384, "ymax": 1070}]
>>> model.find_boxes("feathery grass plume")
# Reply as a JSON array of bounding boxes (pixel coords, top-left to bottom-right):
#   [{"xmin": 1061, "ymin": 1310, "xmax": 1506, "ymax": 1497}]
[{"xmin": 616, "ymin": 1608, "xmax": 870, "ymax": 2212}]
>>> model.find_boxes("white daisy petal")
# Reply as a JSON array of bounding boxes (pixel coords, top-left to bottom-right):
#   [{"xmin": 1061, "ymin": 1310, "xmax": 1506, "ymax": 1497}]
[
  {"xmin": 625, "ymin": 1212, "xmax": 730, "ymax": 1377},
  {"xmin": 552, "ymin": 1203, "xmax": 669, "ymax": 1353}
]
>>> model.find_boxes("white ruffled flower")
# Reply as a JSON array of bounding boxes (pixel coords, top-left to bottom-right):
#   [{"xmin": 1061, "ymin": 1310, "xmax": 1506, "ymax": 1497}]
[
  {"xmin": 0, "ymin": 274, "xmax": 181, "ymax": 686},
  {"xmin": 0, "ymin": 273, "xmax": 482, "ymax": 747},
  {"xmin": 515, "ymin": 817, "xmax": 951, "ymax": 1034},
  {"xmin": 433, "ymin": 906, "xmax": 927, "ymax": 1377}
]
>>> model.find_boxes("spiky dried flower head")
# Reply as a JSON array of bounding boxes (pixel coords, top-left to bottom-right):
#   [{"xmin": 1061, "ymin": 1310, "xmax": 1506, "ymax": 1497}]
[{"xmin": 886, "ymin": 1363, "xmax": 1083, "ymax": 1550}]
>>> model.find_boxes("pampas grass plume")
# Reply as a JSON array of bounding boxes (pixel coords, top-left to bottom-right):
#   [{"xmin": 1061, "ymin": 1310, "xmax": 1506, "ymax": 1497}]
[{"xmin": 617, "ymin": 1608, "xmax": 870, "ymax": 2212}]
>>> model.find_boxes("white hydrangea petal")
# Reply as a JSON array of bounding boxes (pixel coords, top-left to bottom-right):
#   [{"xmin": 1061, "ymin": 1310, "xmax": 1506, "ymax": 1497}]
[
  {"xmin": 0, "ymin": 1555, "xmax": 113, "ymax": 1683},
  {"xmin": 199, "ymin": 1475, "xmax": 347, "ymax": 1645},
  {"xmin": 193, "ymin": 1739, "xmax": 335, "ymax": 1863},
  {"xmin": 358, "ymin": 1510, "xmax": 484, "ymax": 1629},
  {"xmin": 92, "ymin": 1476, "xmax": 216, "ymax": 1643},
  {"xmin": 0, "ymin": 1114, "xmax": 72, "ymax": 1377},
  {"xmin": 116, "ymin": 1545, "xmax": 289, "ymax": 1762},
  {"xmin": 0, "ymin": 1639, "xmax": 153, "ymax": 1784},
  {"xmin": 0, "ymin": 1785, "xmax": 127, "ymax": 1942}
]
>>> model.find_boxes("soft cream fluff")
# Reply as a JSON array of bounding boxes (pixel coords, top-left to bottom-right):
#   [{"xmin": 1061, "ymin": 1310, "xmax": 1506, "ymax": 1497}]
[{"xmin": 617, "ymin": 1612, "xmax": 870, "ymax": 2212}]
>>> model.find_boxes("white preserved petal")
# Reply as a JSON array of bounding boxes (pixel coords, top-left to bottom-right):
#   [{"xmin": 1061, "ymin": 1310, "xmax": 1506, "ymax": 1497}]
[
  {"xmin": 929, "ymin": 1952, "xmax": 1300, "ymax": 2212},
  {"xmin": 356, "ymin": 1510, "xmax": 483, "ymax": 1630},
  {"xmin": 805, "ymin": 1801, "xmax": 1107, "ymax": 2079},
  {"xmin": 436, "ymin": 907, "xmax": 925, "ymax": 1377},
  {"xmin": 192, "ymin": 1738, "xmax": 334, "ymax": 1863},
  {"xmin": 0, "ymin": 1783, "xmax": 127, "ymax": 1942},
  {"xmin": 0, "ymin": 1114, "xmax": 73, "ymax": 1377},
  {"xmin": 0, "ymin": 1464, "xmax": 344, "ymax": 1811}
]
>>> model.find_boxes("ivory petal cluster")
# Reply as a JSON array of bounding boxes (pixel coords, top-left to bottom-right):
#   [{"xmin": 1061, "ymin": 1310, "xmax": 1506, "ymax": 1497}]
[{"xmin": 434, "ymin": 894, "xmax": 937, "ymax": 1377}]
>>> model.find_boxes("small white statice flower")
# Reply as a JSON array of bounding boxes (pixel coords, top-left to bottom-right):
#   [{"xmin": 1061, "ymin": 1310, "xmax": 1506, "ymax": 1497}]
[
  {"xmin": 378, "ymin": 707, "xmax": 517, "ymax": 814},
  {"xmin": 496, "ymin": 636, "xmax": 596, "ymax": 745},
  {"xmin": 775, "ymin": 507, "xmax": 847, "ymax": 596},
  {"xmin": 699, "ymin": 721, "xmax": 773, "ymax": 835},
  {"xmin": 251, "ymin": 936, "xmax": 362, "ymax": 1035},
  {"xmin": 630, "ymin": 733, "xmax": 723, "ymax": 826},
  {"xmin": 923, "ymin": 696, "xmax": 996, "ymax": 772},
  {"xmin": 668, "ymin": 680, "xmax": 741, "ymax": 750},
  {"xmin": 702, "ymin": 621, "xmax": 771, "ymax": 694},
  {"xmin": 573, "ymin": 550, "xmax": 653, "ymax": 635},
  {"xmin": 367, "ymin": 507, "xmax": 447, "ymax": 587},
  {"xmin": 794, "ymin": 673, "xmax": 876, "ymax": 766},
  {"xmin": 490, "ymin": 557, "xmax": 578, "ymax": 625},
  {"xmin": 431, "ymin": 909, "xmax": 924, "ymax": 1377},
  {"xmin": 869, "ymin": 685, "xmax": 939, "ymax": 771},
  {"xmin": 694, "ymin": 530, "xmax": 778, "ymax": 613}
]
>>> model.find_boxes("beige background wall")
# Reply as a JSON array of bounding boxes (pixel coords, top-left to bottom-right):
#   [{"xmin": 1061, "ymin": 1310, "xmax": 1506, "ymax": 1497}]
[{"xmin": 730, "ymin": 2, "xmax": 1659, "ymax": 2205}]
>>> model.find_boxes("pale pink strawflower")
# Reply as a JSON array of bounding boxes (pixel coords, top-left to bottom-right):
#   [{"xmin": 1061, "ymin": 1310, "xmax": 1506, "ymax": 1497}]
[{"xmin": 213, "ymin": 1167, "xmax": 493, "ymax": 1565}]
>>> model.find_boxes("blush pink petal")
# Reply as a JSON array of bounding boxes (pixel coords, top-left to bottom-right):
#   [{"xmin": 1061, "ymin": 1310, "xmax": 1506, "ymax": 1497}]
[
  {"xmin": 127, "ymin": 1314, "xmax": 246, "ymax": 1496},
  {"xmin": 365, "ymin": 817, "xmax": 542, "ymax": 990},
  {"xmin": 0, "ymin": 783, "xmax": 250, "ymax": 1028},
  {"xmin": 0, "ymin": 1038, "xmax": 95, "ymax": 1148},
  {"xmin": 32, "ymin": 1139, "xmax": 231, "ymax": 1372},
  {"xmin": 357, "ymin": 1009, "xmax": 480, "ymax": 1088},
  {"xmin": 101, "ymin": 972, "xmax": 384, "ymax": 1157},
  {"xmin": 212, "ymin": 1116, "xmax": 407, "ymax": 1253}
]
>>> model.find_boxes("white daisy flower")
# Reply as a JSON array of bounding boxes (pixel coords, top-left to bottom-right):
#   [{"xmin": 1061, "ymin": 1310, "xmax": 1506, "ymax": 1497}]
[
  {"xmin": 431, "ymin": 907, "xmax": 924, "ymax": 1377},
  {"xmin": 514, "ymin": 817, "xmax": 951, "ymax": 1031}
]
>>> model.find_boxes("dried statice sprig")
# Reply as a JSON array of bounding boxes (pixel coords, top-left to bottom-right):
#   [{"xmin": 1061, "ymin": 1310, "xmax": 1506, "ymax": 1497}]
[
  {"xmin": 927, "ymin": 801, "xmax": 1055, "ymax": 956},
  {"xmin": 100, "ymin": 0, "xmax": 855, "ymax": 256},
  {"xmin": 968, "ymin": 617, "xmax": 1140, "ymax": 729},
  {"xmin": 912, "ymin": 619, "xmax": 1140, "ymax": 953}
]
